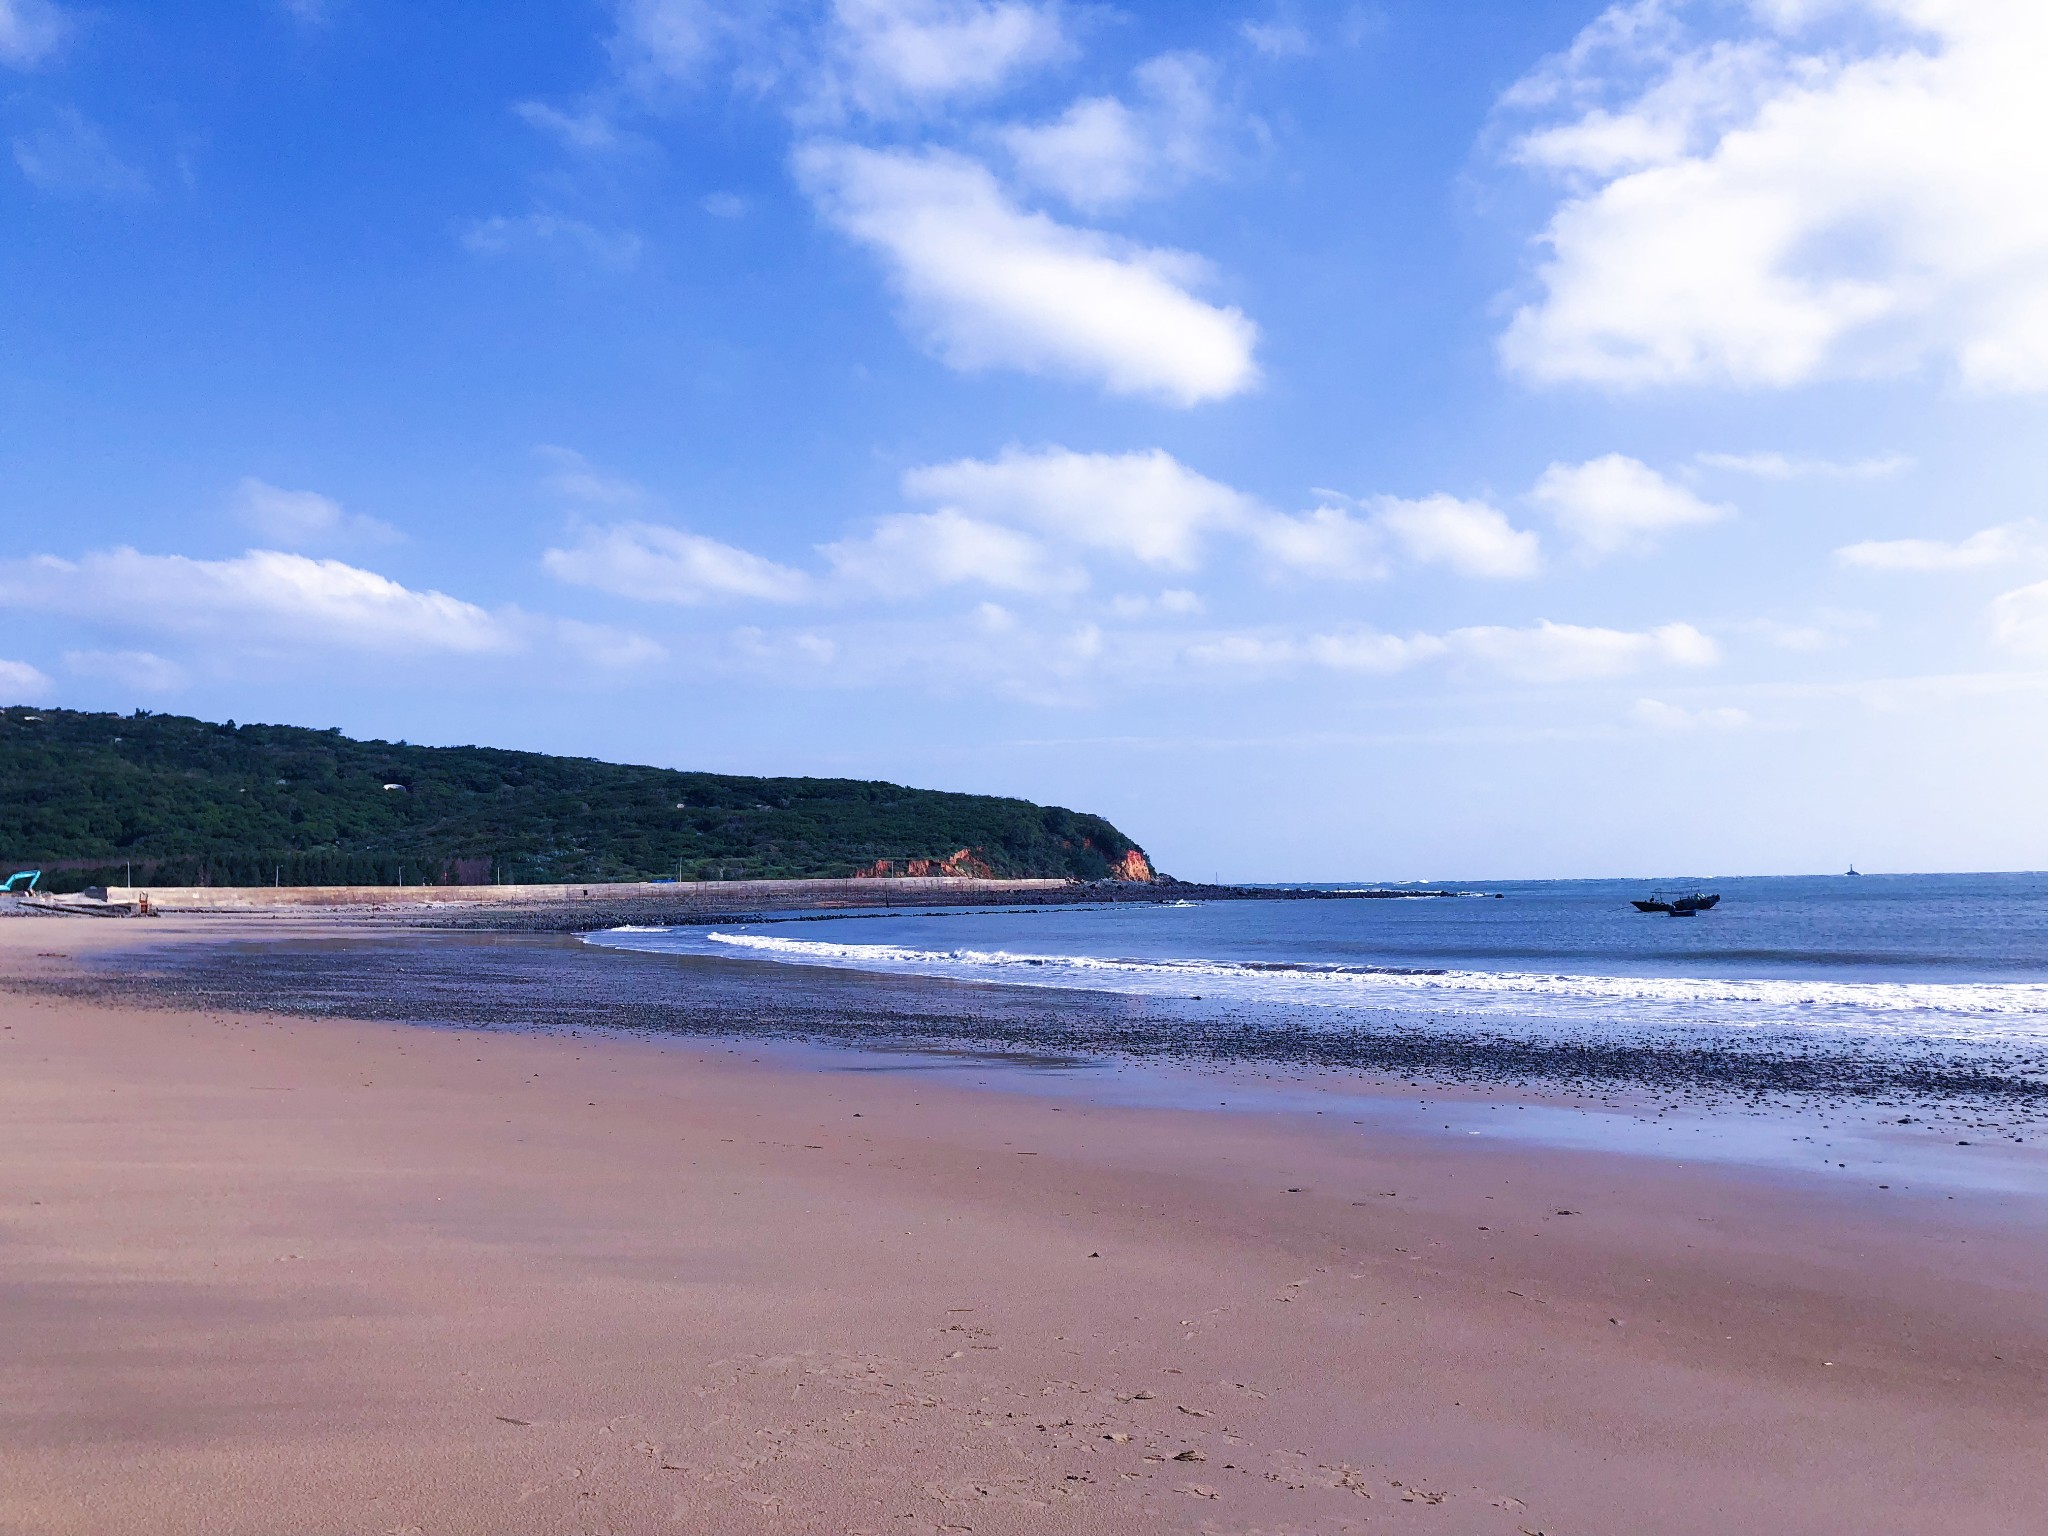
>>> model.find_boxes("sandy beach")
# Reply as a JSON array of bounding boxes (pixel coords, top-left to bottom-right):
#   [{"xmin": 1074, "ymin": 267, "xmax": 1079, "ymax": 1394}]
[{"xmin": 3, "ymin": 915, "xmax": 2045, "ymax": 1535}]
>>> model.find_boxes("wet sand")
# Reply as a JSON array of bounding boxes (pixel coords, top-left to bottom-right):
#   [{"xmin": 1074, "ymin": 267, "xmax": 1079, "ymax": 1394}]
[{"xmin": 2, "ymin": 916, "xmax": 2045, "ymax": 1535}]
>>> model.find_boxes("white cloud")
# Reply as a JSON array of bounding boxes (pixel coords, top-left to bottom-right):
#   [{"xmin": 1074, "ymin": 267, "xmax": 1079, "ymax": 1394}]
[
  {"xmin": 701, "ymin": 190, "xmax": 747, "ymax": 218},
  {"xmin": 1304, "ymin": 629, "xmax": 1445, "ymax": 674},
  {"xmin": 1182, "ymin": 619, "xmax": 1715, "ymax": 683},
  {"xmin": 823, "ymin": 507, "xmax": 1079, "ymax": 596},
  {"xmin": 1634, "ymin": 697, "xmax": 1751, "ymax": 731},
  {"xmin": 63, "ymin": 649, "xmax": 187, "ymax": 693},
  {"xmin": 794, "ymin": 142, "xmax": 1258, "ymax": 405},
  {"xmin": 234, "ymin": 477, "xmax": 399, "ymax": 549},
  {"xmin": 544, "ymin": 522, "xmax": 812, "ymax": 604},
  {"xmin": 1240, "ymin": 19, "xmax": 1312, "ymax": 58},
  {"xmin": 1530, "ymin": 453, "xmax": 1728, "ymax": 556},
  {"xmin": 1002, "ymin": 52, "xmax": 1220, "ymax": 212},
  {"xmin": 0, "ymin": 657, "xmax": 54, "ymax": 702},
  {"xmin": 553, "ymin": 619, "xmax": 670, "ymax": 668},
  {"xmin": 1450, "ymin": 619, "xmax": 1716, "ymax": 682},
  {"xmin": 537, "ymin": 445, "xmax": 650, "ymax": 507},
  {"xmin": 1500, "ymin": 1, "xmax": 2048, "ymax": 390},
  {"xmin": 514, "ymin": 100, "xmax": 627, "ymax": 152},
  {"xmin": 894, "ymin": 449, "xmax": 1544, "ymax": 587},
  {"xmin": 605, "ymin": 1, "xmax": 1062, "ymax": 117},
  {"xmin": 277, "ymin": 0, "xmax": 331, "ymax": 24},
  {"xmin": 0, "ymin": 549, "xmax": 519, "ymax": 654},
  {"xmin": 11, "ymin": 108, "xmax": 144, "ymax": 198},
  {"xmin": 462, "ymin": 213, "xmax": 643, "ymax": 269},
  {"xmin": 0, "ymin": 547, "xmax": 662, "ymax": 671},
  {"xmin": 1374, "ymin": 493, "xmax": 1542, "ymax": 579},
  {"xmin": 609, "ymin": 0, "xmax": 755, "ymax": 83},
  {"xmin": 1108, "ymin": 588, "xmax": 1203, "ymax": 618},
  {"xmin": 1696, "ymin": 450, "xmax": 1911, "ymax": 480},
  {"xmin": 1836, "ymin": 522, "xmax": 2038, "ymax": 572},
  {"xmin": 904, "ymin": 446, "xmax": 1258, "ymax": 568},
  {"xmin": 1989, "ymin": 579, "xmax": 2048, "ymax": 658},
  {"xmin": 1251, "ymin": 504, "xmax": 1385, "ymax": 581},
  {"xmin": 822, "ymin": 0, "xmax": 1067, "ymax": 116},
  {"xmin": 0, "ymin": 0, "xmax": 67, "ymax": 67},
  {"xmin": 1740, "ymin": 616, "xmax": 1845, "ymax": 651}
]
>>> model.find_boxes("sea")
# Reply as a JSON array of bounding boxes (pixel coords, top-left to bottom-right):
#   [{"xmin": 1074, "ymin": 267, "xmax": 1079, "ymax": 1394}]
[
  {"xmin": 581, "ymin": 873, "xmax": 2048, "ymax": 1189},
  {"xmin": 586, "ymin": 872, "xmax": 2048, "ymax": 1051}
]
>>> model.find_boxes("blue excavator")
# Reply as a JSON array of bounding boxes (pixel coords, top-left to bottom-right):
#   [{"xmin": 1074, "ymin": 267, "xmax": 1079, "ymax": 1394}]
[{"xmin": 3, "ymin": 870, "xmax": 42, "ymax": 893}]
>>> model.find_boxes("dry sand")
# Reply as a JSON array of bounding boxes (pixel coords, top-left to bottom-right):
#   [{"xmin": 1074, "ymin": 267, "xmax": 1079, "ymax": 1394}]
[{"xmin": 1, "ymin": 916, "xmax": 2043, "ymax": 1535}]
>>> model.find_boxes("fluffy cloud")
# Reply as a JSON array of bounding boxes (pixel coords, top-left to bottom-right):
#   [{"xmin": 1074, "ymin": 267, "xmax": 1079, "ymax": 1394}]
[
  {"xmin": 856, "ymin": 448, "xmax": 1556, "ymax": 593},
  {"xmin": 0, "ymin": 0, "xmax": 67, "ymax": 67},
  {"xmin": 1530, "ymin": 454, "xmax": 1727, "ymax": 556},
  {"xmin": 608, "ymin": 0, "xmax": 1064, "ymax": 114},
  {"xmin": 560, "ymin": 441, "xmax": 1705, "ymax": 621},
  {"xmin": 823, "ymin": 0, "xmax": 1066, "ymax": 116},
  {"xmin": 823, "ymin": 508, "xmax": 1080, "ymax": 595},
  {"xmin": 1989, "ymin": 580, "xmax": 2048, "ymax": 657},
  {"xmin": 904, "ymin": 446, "xmax": 1259, "ymax": 567},
  {"xmin": 544, "ymin": 522, "xmax": 812, "ymax": 604},
  {"xmin": 1836, "ymin": 522, "xmax": 2038, "ymax": 572},
  {"xmin": 1448, "ymin": 619, "xmax": 1717, "ymax": 682},
  {"xmin": 235, "ymin": 477, "xmax": 400, "ymax": 549},
  {"xmin": 1249, "ymin": 504, "xmax": 1385, "ymax": 581},
  {"xmin": 1003, "ymin": 52, "xmax": 1220, "ymax": 212},
  {"xmin": 795, "ymin": 142, "xmax": 1259, "ymax": 404},
  {"xmin": 0, "ymin": 549, "xmax": 518, "ymax": 655},
  {"xmin": 609, "ymin": 0, "xmax": 754, "ymax": 83},
  {"xmin": 0, "ymin": 657, "xmax": 54, "ymax": 702},
  {"xmin": 1375, "ymin": 494, "xmax": 1541, "ymax": 579},
  {"xmin": 1500, "ymin": 0, "xmax": 2048, "ymax": 390}
]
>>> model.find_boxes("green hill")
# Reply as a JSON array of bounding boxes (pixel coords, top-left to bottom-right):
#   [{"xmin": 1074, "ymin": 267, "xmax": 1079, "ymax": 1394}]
[{"xmin": 0, "ymin": 707, "xmax": 1156, "ymax": 893}]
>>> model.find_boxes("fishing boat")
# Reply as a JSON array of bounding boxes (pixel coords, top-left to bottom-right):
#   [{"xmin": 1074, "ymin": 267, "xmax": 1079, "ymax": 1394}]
[{"xmin": 1632, "ymin": 890, "xmax": 1720, "ymax": 915}]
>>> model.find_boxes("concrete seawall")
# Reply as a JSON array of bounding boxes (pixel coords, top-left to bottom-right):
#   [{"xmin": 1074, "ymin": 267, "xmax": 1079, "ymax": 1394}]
[{"xmin": 94, "ymin": 876, "xmax": 1075, "ymax": 913}]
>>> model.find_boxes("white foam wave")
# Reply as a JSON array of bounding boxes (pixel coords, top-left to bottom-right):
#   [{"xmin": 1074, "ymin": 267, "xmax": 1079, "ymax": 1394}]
[{"xmin": 691, "ymin": 931, "xmax": 2048, "ymax": 1028}]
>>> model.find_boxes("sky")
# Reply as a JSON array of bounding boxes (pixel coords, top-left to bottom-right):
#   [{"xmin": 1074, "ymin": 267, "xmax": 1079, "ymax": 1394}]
[{"xmin": 4, "ymin": 0, "xmax": 2048, "ymax": 880}]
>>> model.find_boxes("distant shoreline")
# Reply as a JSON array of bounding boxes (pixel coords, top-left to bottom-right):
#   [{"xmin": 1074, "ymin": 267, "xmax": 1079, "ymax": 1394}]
[{"xmin": 12, "ymin": 877, "xmax": 1484, "ymax": 928}]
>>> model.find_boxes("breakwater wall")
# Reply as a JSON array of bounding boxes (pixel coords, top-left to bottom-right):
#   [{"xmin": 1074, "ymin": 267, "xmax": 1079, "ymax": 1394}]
[{"xmin": 93, "ymin": 876, "xmax": 1074, "ymax": 913}]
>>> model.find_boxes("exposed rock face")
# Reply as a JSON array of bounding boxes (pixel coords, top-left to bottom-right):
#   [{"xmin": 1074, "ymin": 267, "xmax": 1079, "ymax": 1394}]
[
  {"xmin": 855, "ymin": 848, "xmax": 998, "ymax": 879},
  {"xmin": 1112, "ymin": 848, "xmax": 1156, "ymax": 882}
]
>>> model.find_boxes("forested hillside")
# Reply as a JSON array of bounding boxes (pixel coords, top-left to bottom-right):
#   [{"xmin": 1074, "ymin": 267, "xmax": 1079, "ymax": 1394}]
[{"xmin": 0, "ymin": 708, "xmax": 1155, "ymax": 892}]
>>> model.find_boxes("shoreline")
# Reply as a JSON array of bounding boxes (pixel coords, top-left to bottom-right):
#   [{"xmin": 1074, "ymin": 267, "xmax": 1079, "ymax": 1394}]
[
  {"xmin": 38, "ymin": 915, "xmax": 2048, "ymax": 1139},
  {"xmin": 4, "ymin": 915, "xmax": 2047, "ymax": 1534}
]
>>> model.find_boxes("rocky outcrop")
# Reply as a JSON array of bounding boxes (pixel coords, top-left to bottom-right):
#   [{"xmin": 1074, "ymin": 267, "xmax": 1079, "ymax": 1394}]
[
  {"xmin": 855, "ymin": 848, "xmax": 1000, "ymax": 879},
  {"xmin": 1111, "ymin": 848, "xmax": 1156, "ymax": 882}
]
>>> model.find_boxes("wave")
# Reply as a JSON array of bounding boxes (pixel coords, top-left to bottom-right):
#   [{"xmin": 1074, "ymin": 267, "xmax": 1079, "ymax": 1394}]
[{"xmin": 689, "ymin": 931, "xmax": 2048, "ymax": 1024}]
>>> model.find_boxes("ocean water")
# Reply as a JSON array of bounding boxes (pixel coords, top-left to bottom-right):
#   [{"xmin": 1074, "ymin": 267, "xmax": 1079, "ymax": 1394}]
[{"xmin": 583, "ymin": 873, "xmax": 2048, "ymax": 1055}]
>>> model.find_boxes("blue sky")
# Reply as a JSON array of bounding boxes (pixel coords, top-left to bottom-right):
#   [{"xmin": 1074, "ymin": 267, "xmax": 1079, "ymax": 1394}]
[{"xmin": 4, "ymin": 0, "xmax": 2048, "ymax": 879}]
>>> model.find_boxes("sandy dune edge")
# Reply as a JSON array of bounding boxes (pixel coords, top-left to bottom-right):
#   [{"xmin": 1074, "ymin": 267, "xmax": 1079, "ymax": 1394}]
[{"xmin": 1, "ymin": 917, "xmax": 2043, "ymax": 1535}]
